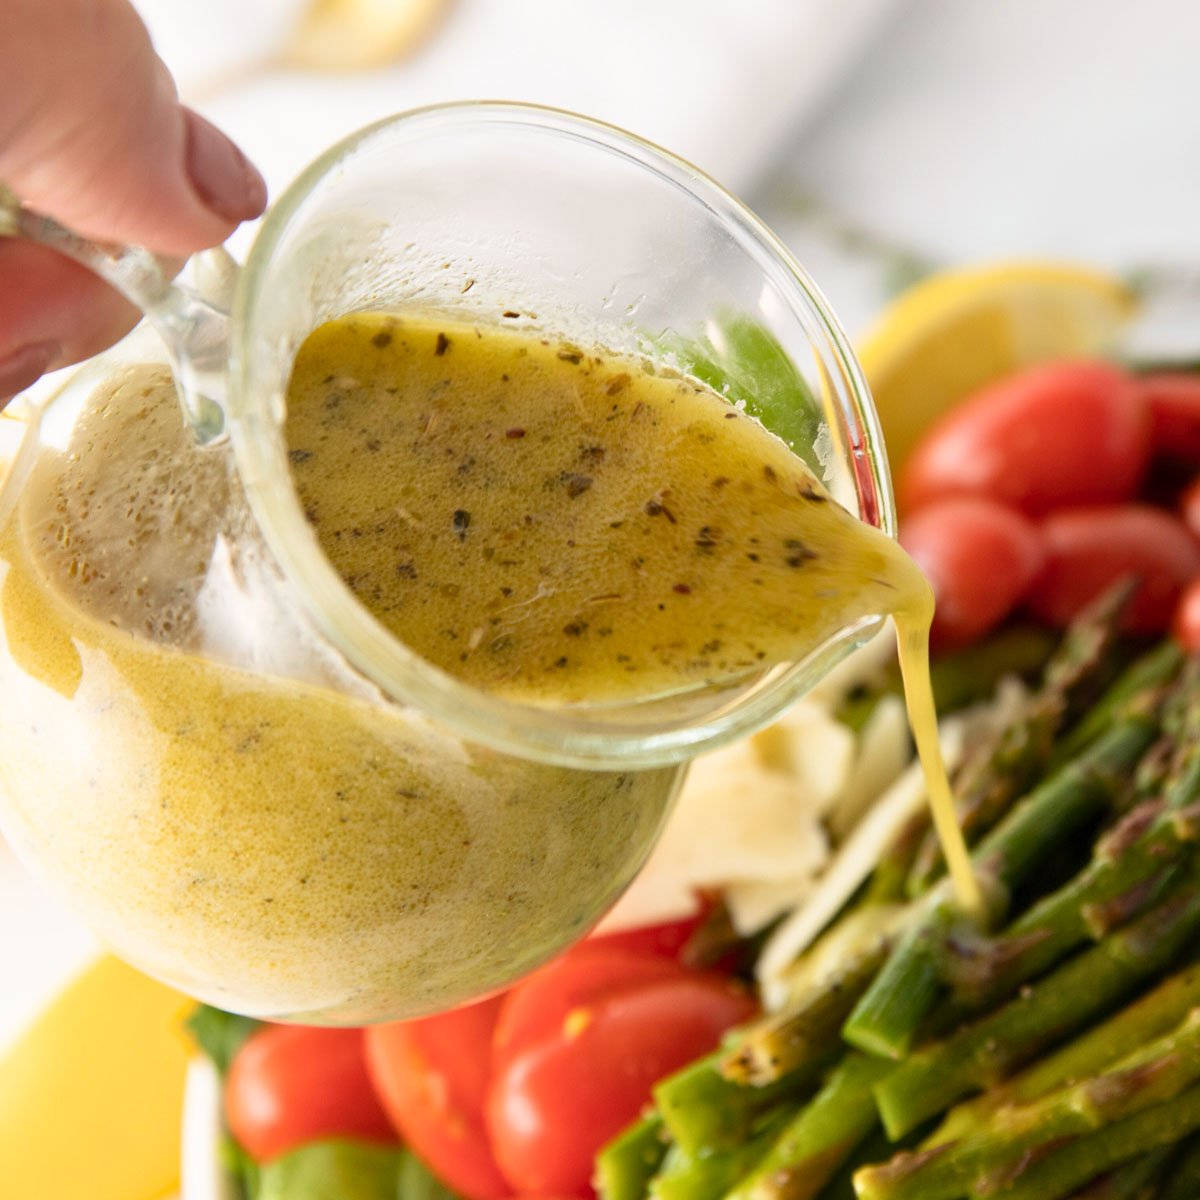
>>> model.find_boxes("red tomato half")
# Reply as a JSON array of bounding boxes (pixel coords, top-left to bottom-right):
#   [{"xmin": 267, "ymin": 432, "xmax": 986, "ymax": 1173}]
[
  {"xmin": 1026, "ymin": 505, "xmax": 1200, "ymax": 633},
  {"xmin": 1140, "ymin": 373, "xmax": 1200, "ymax": 462},
  {"xmin": 486, "ymin": 953, "xmax": 755, "ymax": 1198},
  {"xmin": 900, "ymin": 497, "xmax": 1046, "ymax": 649},
  {"xmin": 225, "ymin": 1025, "xmax": 395, "ymax": 1164},
  {"xmin": 365, "ymin": 996, "xmax": 508, "ymax": 1200},
  {"xmin": 493, "ymin": 945, "xmax": 686, "ymax": 1072},
  {"xmin": 901, "ymin": 361, "xmax": 1149, "ymax": 516}
]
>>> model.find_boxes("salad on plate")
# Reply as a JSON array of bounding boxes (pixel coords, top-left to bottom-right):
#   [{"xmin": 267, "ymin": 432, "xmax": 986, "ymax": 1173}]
[{"xmin": 175, "ymin": 261, "xmax": 1200, "ymax": 1200}]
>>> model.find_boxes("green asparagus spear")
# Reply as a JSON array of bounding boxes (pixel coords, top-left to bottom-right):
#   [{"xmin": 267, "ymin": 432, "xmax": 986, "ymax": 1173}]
[
  {"xmin": 941, "ymin": 683, "xmax": 1200, "ymax": 1012},
  {"xmin": 596, "ymin": 1115, "xmax": 668, "ymax": 1200},
  {"xmin": 991, "ymin": 1080, "xmax": 1200, "ymax": 1200},
  {"xmin": 845, "ymin": 695, "xmax": 1164, "ymax": 1060},
  {"xmin": 1048, "ymin": 640, "xmax": 1184, "ymax": 770},
  {"xmin": 855, "ymin": 1008, "xmax": 1200, "ymax": 1200},
  {"xmin": 1064, "ymin": 1148, "xmax": 1173, "ymax": 1200},
  {"xmin": 840, "ymin": 891, "xmax": 961, "ymax": 1061},
  {"xmin": 723, "ymin": 944, "xmax": 888, "ymax": 1086},
  {"xmin": 653, "ymin": 1050, "xmax": 816, "ymax": 1157},
  {"xmin": 873, "ymin": 870, "xmax": 1200, "ymax": 1138},
  {"xmin": 723, "ymin": 1054, "xmax": 893, "ymax": 1200},
  {"xmin": 647, "ymin": 1111, "xmax": 788, "ymax": 1200},
  {"xmin": 940, "ymin": 800, "xmax": 1197, "ymax": 1011},
  {"xmin": 819, "ymin": 1127, "xmax": 905, "ymax": 1200},
  {"xmin": 927, "ymin": 962, "xmax": 1200, "ymax": 1147},
  {"xmin": 1158, "ymin": 1132, "xmax": 1200, "ymax": 1200}
]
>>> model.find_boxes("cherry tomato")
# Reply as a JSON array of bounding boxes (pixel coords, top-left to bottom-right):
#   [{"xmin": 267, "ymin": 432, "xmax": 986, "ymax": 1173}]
[
  {"xmin": 486, "ymin": 952, "xmax": 756, "ymax": 1198},
  {"xmin": 1139, "ymin": 373, "xmax": 1200, "ymax": 462},
  {"xmin": 900, "ymin": 361, "xmax": 1149, "ymax": 516},
  {"xmin": 1026, "ymin": 505, "xmax": 1200, "ymax": 633},
  {"xmin": 1173, "ymin": 578, "xmax": 1200, "ymax": 653},
  {"xmin": 493, "ymin": 945, "xmax": 686, "ymax": 1071},
  {"xmin": 1179, "ymin": 477, "xmax": 1200, "ymax": 541},
  {"xmin": 588, "ymin": 902, "xmax": 710, "ymax": 961},
  {"xmin": 225, "ymin": 1025, "xmax": 395, "ymax": 1164},
  {"xmin": 899, "ymin": 497, "xmax": 1045, "ymax": 649},
  {"xmin": 365, "ymin": 996, "xmax": 508, "ymax": 1200}
]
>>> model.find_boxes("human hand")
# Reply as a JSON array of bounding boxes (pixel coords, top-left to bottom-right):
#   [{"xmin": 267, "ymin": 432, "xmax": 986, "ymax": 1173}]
[{"xmin": 0, "ymin": 0, "xmax": 267, "ymax": 400}]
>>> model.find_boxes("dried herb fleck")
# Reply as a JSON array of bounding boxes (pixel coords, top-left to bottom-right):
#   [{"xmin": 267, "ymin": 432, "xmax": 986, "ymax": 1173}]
[
  {"xmin": 372, "ymin": 331, "xmax": 393, "ymax": 349},
  {"xmin": 563, "ymin": 474, "xmax": 593, "ymax": 499},
  {"xmin": 784, "ymin": 538, "xmax": 818, "ymax": 567},
  {"xmin": 452, "ymin": 509, "xmax": 471, "ymax": 540},
  {"xmin": 289, "ymin": 448, "xmax": 313, "ymax": 465},
  {"xmin": 644, "ymin": 494, "xmax": 677, "ymax": 524},
  {"xmin": 435, "ymin": 332, "xmax": 451, "ymax": 356}
]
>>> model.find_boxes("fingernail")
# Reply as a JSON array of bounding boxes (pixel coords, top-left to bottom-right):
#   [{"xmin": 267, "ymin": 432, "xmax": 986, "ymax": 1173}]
[
  {"xmin": 0, "ymin": 341, "xmax": 59, "ymax": 402},
  {"xmin": 185, "ymin": 110, "xmax": 268, "ymax": 224}
]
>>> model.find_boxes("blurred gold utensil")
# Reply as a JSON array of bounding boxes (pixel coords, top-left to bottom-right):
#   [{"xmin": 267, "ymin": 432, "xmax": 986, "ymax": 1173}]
[{"xmin": 286, "ymin": 0, "xmax": 450, "ymax": 71}]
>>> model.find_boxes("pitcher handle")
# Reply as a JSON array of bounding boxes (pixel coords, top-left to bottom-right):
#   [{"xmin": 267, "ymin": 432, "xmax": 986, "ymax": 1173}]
[{"xmin": 0, "ymin": 183, "xmax": 234, "ymax": 446}]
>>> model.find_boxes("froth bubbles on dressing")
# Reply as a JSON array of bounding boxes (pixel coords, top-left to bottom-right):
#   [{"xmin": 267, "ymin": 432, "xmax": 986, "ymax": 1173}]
[{"xmin": 286, "ymin": 315, "xmax": 981, "ymax": 915}]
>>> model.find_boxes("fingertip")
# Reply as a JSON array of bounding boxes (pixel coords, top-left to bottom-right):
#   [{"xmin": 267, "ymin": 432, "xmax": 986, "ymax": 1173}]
[
  {"xmin": 0, "ymin": 240, "xmax": 141, "ymax": 382},
  {"xmin": 183, "ymin": 109, "xmax": 268, "ymax": 226}
]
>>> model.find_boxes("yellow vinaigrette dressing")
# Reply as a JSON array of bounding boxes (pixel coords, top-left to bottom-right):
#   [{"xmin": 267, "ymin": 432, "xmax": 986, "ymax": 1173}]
[
  {"xmin": 0, "ymin": 312, "xmax": 979, "ymax": 1022},
  {"xmin": 286, "ymin": 314, "xmax": 982, "ymax": 914}
]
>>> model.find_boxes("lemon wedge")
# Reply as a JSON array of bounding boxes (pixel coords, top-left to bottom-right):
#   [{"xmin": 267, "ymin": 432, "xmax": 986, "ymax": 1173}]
[
  {"xmin": 0, "ymin": 955, "xmax": 194, "ymax": 1200},
  {"xmin": 859, "ymin": 262, "xmax": 1136, "ymax": 471},
  {"xmin": 286, "ymin": 0, "xmax": 449, "ymax": 71}
]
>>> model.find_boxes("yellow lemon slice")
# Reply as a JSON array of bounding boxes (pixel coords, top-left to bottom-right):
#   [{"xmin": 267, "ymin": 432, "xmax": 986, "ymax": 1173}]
[
  {"xmin": 287, "ymin": 0, "xmax": 449, "ymax": 71},
  {"xmin": 0, "ymin": 955, "xmax": 194, "ymax": 1200},
  {"xmin": 859, "ymin": 262, "xmax": 1136, "ymax": 472}
]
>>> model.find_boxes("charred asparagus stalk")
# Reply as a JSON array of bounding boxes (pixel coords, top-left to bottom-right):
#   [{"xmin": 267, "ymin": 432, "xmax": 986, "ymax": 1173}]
[{"xmin": 722, "ymin": 946, "xmax": 888, "ymax": 1086}]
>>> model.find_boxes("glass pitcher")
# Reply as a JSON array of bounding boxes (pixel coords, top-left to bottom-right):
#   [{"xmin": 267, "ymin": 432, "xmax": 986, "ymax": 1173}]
[{"xmin": 0, "ymin": 103, "xmax": 893, "ymax": 1024}]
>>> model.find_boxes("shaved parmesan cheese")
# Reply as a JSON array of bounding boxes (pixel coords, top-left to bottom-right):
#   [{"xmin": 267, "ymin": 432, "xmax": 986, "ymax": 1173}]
[
  {"xmin": 598, "ymin": 700, "xmax": 852, "ymax": 934},
  {"xmin": 724, "ymin": 876, "xmax": 816, "ymax": 936},
  {"xmin": 828, "ymin": 695, "xmax": 911, "ymax": 841}
]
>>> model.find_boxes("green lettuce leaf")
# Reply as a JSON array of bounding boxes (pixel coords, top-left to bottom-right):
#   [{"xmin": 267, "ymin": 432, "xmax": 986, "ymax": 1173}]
[
  {"xmin": 657, "ymin": 314, "xmax": 824, "ymax": 474},
  {"xmin": 255, "ymin": 1140, "xmax": 404, "ymax": 1200},
  {"xmin": 186, "ymin": 1004, "xmax": 262, "ymax": 1075}
]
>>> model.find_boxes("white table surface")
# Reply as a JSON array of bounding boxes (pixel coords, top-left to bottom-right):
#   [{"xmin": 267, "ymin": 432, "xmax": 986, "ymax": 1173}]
[{"xmin": 4, "ymin": 0, "xmax": 1200, "ymax": 1049}]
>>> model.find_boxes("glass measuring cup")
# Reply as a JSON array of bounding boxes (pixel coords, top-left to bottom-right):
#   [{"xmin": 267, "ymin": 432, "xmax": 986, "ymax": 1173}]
[{"xmin": 0, "ymin": 103, "xmax": 894, "ymax": 1021}]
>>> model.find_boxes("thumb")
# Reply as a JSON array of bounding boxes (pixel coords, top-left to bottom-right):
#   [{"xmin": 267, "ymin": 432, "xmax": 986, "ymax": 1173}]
[{"xmin": 0, "ymin": 0, "xmax": 266, "ymax": 257}]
